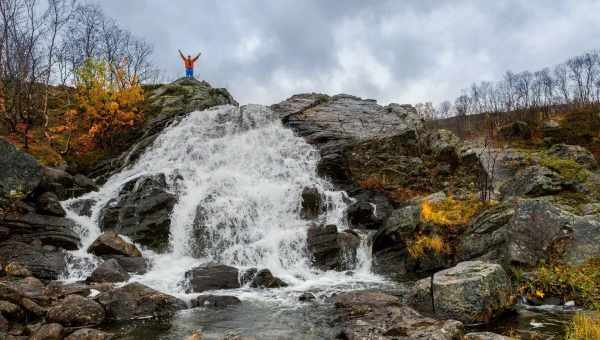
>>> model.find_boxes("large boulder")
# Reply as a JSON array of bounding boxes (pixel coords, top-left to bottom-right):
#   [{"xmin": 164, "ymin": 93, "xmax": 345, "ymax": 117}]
[
  {"xmin": 335, "ymin": 291, "xmax": 463, "ymax": 339},
  {"xmin": 561, "ymin": 214, "xmax": 600, "ymax": 266},
  {"xmin": 35, "ymin": 192, "xmax": 66, "ymax": 217},
  {"xmin": 249, "ymin": 269, "xmax": 287, "ymax": 288},
  {"xmin": 184, "ymin": 263, "xmax": 240, "ymax": 293},
  {"xmin": 300, "ymin": 187, "xmax": 323, "ymax": 220},
  {"xmin": 90, "ymin": 78, "xmax": 238, "ymax": 180},
  {"xmin": 0, "ymin": 241, "xmax": 66, "ymax": 280},
  {"xmin": 345, "ymin": 201, "xmax": 381, "ymax": 229},
  {"xmin": 87, "ymin": 259, "xmax": 130, "ymax": 283},
  {"xmin": 99, "ymin": 174, "xmax": 176, "ymax": 251},
  {"xmin": 37, "ymin": 166, "xmax": 97, "ymax": 201},
  {"xmin": 0, "ymin": 139, "xmax": 43, "ymax": 200},
  {"xmin": 30, "ymin": 323, "xmax": 64, "ymax": 340},
  {"xmin": 47, "ymin": 294, "xmax": 105, "ymax": 327},
  {"xmin": 306, "ymin": 224, "xmax": 359, "ymax": 271},
  {"xmin": 500, "ymin": 165, "xmax": 565, "ymax": 198},
  {"xmin": 87, "ymin": 231, "xmax": 142, "ymax": 257},
  {"xmin": 96, "ymin": 282, "xmax": 186, "ymax": 320},
  {"xmin": 432, "ymin": 261, "xmax": 513, "ymax": 324},
  {"xmin": 426, "ymin": 129, "xmax": 461, "ymax": 164},
  {"xmin": 100, "ymin": 255, "xmax": 148, "ymax": 274},
  {"xmin": 0, "ymin": 212, "xmax": 80, "ymax": 250}
]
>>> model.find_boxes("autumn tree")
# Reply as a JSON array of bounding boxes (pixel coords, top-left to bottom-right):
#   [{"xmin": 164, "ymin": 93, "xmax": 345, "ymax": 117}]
[{"xmin": 54, "ymin": 58, "xmax": 144, "ymax": 154}]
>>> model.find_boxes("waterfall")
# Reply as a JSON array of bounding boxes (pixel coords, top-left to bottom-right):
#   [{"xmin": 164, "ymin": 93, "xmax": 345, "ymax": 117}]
[{"xmin": 62, "ymin": 104, "xmax": 382, "ymax": 297}]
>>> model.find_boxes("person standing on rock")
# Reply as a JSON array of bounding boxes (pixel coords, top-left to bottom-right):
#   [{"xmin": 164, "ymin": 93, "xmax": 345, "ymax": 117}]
[{"xmin": 179, "ymin": 49, "xmax": 201, "ymax": 78}]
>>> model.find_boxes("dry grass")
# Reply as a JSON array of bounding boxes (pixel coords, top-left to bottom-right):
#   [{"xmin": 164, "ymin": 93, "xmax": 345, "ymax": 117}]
[
  {"xmin": 407, "ymin": 234, "xmax": 447, "ymax": 257},
  {"xmin": 420, "ymin": 195, "xmax": 488, "ymax": 227},
  {"xmin": 359, "ymin": 176, "xmax": 386, "ymax": 191},
  {"xmin": 566, "ymin": 312, "xmax": 600, "ymax": 340}
]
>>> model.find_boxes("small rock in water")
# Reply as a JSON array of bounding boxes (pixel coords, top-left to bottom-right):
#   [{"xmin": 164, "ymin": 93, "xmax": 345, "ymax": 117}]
[
  {"xmin": 191, "ymin": 295, "xmax": 241, "ymax": 308},
  {"xmin": 298, "ymin": 292, "xmax": 316, "ymax": 302},
  {"xmin": 564, "ymin": 300, "xmax": 576, "ymax": 307},
  {"xmin": 530, "ymin": 320, "xmax": 544, "ymax": 328},
  {"xmin": 249, "ymin": 269, "xmax": 287, "ymax": 289}
]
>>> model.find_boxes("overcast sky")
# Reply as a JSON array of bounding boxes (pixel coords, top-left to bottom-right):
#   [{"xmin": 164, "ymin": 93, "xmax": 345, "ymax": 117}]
[{"xmin": 99, "ymin": 1, "xmax": 600, "ymax": 106}]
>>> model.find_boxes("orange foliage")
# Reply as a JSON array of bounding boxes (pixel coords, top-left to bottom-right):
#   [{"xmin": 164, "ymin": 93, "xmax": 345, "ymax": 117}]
[
  {"xmin": 51, "ymin": 58, "xmax": 144, "ymax": 154},
  {"xmin": 359, "ymin": 176, "xmax": 385, "ymax": 191},
  {"xmin": 420, "ymin": 195, "xmax": 488, "ymax": 227}
]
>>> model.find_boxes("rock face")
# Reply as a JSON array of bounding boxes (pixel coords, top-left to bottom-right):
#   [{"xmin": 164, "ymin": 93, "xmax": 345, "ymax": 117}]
[
  {"xmin": 47, "ymin": 294, "xmax": 105, "ymax": 327},
  {"xmin": 335, "ymin": 291, "xmax": 463, "ymax": 339},
  {"xmin": 99, "ymin": 174, "xmax": 176, "ymax": 252},
  {"xmin": 432, "ymin": 261, "xmax": 513, "ymax": 324},
  {"xmin": 87, "ymin": 259, "xmax": 130, "ymax": 283},
  {"xmin": 372, "ymin": 205, "xmax": 419, "ymax": 275},
  {"xmin": 184, "ymin": 263, "xmax": 240, "ymax": 293},
  {"xmin": 547, "ymin": 143, "xmax": 598, "ymax": 170},
  {"xmin": 306, "ymin": 224, "xmax": 359, "ymax": 271},
  {"xmin": 500, "ymin": 165, "xmax": 565, "ymax": 198},
  {"xmin": 96, "ymin": 282, "xmax": 186, "ymax": 320},
  {"xmin": 90, "ymin": 78, "xmax": 238, "ymax": 180},
  {"xmin": 191, "ymin": 295, "xmax": 241, "ymax": 308},
  {"xmin": 0, "ymin": 212, "xmax": 80, "ymax": 250},
  {"xmin": 0, "ymin": 241, "xmax": 66, "ymax": 279},
  {"xmin": 87, "ymin": 231, "xmax": 142, "ymax": 257},
  {"xmin": 0, "ymin": 138, "xmax": 43, "ymax": 200}
]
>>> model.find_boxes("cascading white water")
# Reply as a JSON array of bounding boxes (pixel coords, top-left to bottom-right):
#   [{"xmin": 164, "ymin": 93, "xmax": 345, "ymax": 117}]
[{"xmin": 62, "ymin": 104, "xmax": 383, "ymax": 298}]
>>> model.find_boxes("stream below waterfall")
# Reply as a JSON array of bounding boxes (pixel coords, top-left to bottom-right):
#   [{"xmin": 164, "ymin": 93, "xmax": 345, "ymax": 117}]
[{"xmin": 59, "ymin": 104, "xmax": 573, "ymax": 339}]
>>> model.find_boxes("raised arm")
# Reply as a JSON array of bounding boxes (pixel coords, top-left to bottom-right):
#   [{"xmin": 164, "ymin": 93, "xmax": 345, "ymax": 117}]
[
  {"xmin": 178, "ymin": 49, "xmax": 185, "ymax": 60},
  {"xmin": 193, "ymin": 52, "xmax": 201, "ymax": 61}
]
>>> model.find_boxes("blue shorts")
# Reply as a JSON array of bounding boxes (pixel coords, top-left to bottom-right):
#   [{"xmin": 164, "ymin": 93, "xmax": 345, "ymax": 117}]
[{"xmin": 186, "ymin": 68, "xmax": 193, "ymax": 77}]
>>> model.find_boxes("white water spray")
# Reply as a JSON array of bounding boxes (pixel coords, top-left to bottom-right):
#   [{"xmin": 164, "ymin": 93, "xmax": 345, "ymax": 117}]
[{"xmin": 63, "ymin": 104, "xmax": 383, "ymax": 297}]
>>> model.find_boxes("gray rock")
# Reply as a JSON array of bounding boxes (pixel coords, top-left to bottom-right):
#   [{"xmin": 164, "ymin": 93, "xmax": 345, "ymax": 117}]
[
  {"xmin": 432, "ymin": 261, "xmax": 513, "ymax": 324},
  {"xmin": 87, "ymin": 259, "xmax": 130, "ymax": 283},
  {"xmin": 191, "ymin": 295, "xmax": 241, "ymax": 308},
  {"xmin": 0, "ymin": 213, "xmax": 80, "ymax": 250},
  {"xmin": 500, "ymin": 165, "xmax": 564, "ymax": 198},
  {"xmin": 184, "ymin": 264, "xmax": 240, "ymax": 293},
  {"xmin": 47, "ymin": 294, "xmax": 105, "ymax": 327},
  {"xmin": 0, "ymin": 242, "xmax": 66, "ymax": 280},
  {"xmin": 427, "ymin": 129, "xmax": 461, "ymax": 164},
  {"xmin": 0, "ymin": 139, "xmax": 42, "ymax": 200},
  {"xmin": 335, "ymin": 291, "xmax": 463, "ymax": 339},
  {"xmin": 249, "ymin": 269, "xmax": 287, "ymax": 288},
  {"xmin": 300, "ymin": 187, "xmax": 322, "ymax": 220},
  {"xmin": 35, "ymin": 192, "xmax": 66, "ymax": 217},
  {"xmin": 306, "ymin": 224, "xmax": 358, "ymax": 271},
  {"xmin": 68, "ymin": 199, "xmax": 96, "ymax": 217},
  {"xmin": 96, "ymin": 282, "xmax": 186, "ymax": 320},
  {"xmin": 38, "ymin": 166, "xmax": 97, "ymax": 200},
  {"xmin": 561, "ymin": 214, "xmax": 600, "ymax": 266},
  {"xmin": 64, "ymin": 328, "xmax": 114, "ymax": 340},
  {"xmin": 345, "ymin": 201, "xmax": 381, "ymax": 229},
  {"xmin": 499, "ymin": 120, "xmax": 532, "ymax": 140},
  {"xmin": 87, "ymin": 231, "xmax": 142, "ymax": 257},
  {"xmin": 463, "ymin": 332, "xmax": 513, "ymax": 340},
  {"xmin": 547, "ymin": 143, "xmax": 598, "ymax": 170},
  {"xmin": 99, "ymin": 174, "xmax": 176, "ymax": 252},
  {"xmin": 100, "ymin": 255, "xmax": 148, "ymax": 274}
]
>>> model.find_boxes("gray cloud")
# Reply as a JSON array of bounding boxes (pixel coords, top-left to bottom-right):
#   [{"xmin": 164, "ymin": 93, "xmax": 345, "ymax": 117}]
[{"xmin": 99, "ymin": 0, "xmax": 600, "ymax": 105}]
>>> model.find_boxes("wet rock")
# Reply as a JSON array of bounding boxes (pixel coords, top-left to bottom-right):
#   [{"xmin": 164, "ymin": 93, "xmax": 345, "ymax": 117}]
[
  {"xmin": 98, "ymin": 174, "xmax": 176, "ymax": 252},
  {"xmin": 0, "ymin": 139, "xmax": 43, "ymax": 200},
  {"xmin": 463, "ymin": 332, "xmax": 513, "ymax": 340},
  {"xmin": 249, "ymin": 269, "xmax": 287, "ymax": 288},
  {"xmin": 0, "ymin": 213, "xmax": 80, "ymax": 250},
  {"xmin": 300, "ymin": 187, "xmax": 323, "ymax": 220},
  {"xmin": 64, "ymin": 328, "xmax": 114, "ymax": 340},
  {"xmin": 96, "ymin": 282, "xmax": 186, "ymax": 320},
  {"xmin": 345, "ymin": 201, "xmax": 381, "ymax": 230},
  {"xmin": 35, "ymin": 192, "xmax": 66, "ymax": 217},
  {"xmin": 87, "ymin": 231, "xmax": 142, "ymax": 257},
  {"xmin": 68, "ymin": 199, "xmax": 96, "ymax": 218},
  {"xmin": 0, "ymin": 242, "xmax": 66, "ymax": 280},
  {"xmin": 499, "ymin": 120, "xmax": 532, "ymax": 140},
  {"xmin": 30, "ymin": 323, "xmax": 63, "ymax": 340},
  {"xmin": 432, "ymin": 261, "xmax": 513, "ymax": 324},
  {"xmin": 191, "ymin": 295, "xmax": 241, "ymax": 308},
  {"xmin": 306, "ymin": 224, "xmax": 358, "ymax": 271},
  {"xmin": 240, "ymin": 268, "xmax": 257, "ymax": 286},
  {"xmin": 371, "ymin": 205, "xmax": 420, "ymax": 275},
  {"xmin": 87, "ymin": 259, "xmax": 130, "ymax": 283},
  {"xmin": 44, "ymin": 282, "xmax": 91, "ymax": 300},
  {"xmin": 5, "ymin": 262, "xmax": 32, "ymax": 278},
  {"xmin": 335, "ymin": 291, "xmax": 463, "ymax": 339},
  {"xmin": 185, "ymin": 264, "xmax": 240, "ymax": 293},
  {"xmin": 547, "ymin": 143, "xmax": 598, "ymax": 170},
  {"xmin": 100, "ymin": 255, "xmax": 148, "ymax": 274},
  {"xmin": 298, "ymin": 292, "xmax": 316, "ymax": 302},
  {"xmin": 500, "ymin": 165, "xmax": 564, "ymax": 198},
  {"xmin": 47, "ymin": 294, "xmax": 105, "ymax": 327},
  {"xmin": 0, "ymin": 300, "xmax": 24, "ymax": 320}
]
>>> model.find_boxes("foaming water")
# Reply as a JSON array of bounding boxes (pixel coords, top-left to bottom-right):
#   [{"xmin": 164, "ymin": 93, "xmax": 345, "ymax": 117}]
[{"xmin": 62, "ymin": 104, "xmax": 386, "ymax": 299}]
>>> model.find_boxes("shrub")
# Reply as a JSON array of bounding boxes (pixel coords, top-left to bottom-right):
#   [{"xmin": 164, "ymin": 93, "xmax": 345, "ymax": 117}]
[
  {"xmin": 359, "ymin": 176, "xmax": 386, "ymax": 191},
  {"xmin": 566, "ymin": 312, "xmax": 600, "ymax": 340},
  {"xmin": 539, "ymin": 152, "xmax": 590, "ymax": 183},
  {"xmin": 420, "ymin": 195, "xmax": 489, "ymax": 227},
  {"xmin": 407, "ymin": 234, "xmax": 447, "ymax": 257}
]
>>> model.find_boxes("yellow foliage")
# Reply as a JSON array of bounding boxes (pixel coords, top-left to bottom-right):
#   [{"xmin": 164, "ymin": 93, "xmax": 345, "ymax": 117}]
[
  {"xmin": 408, "ymin": 234, "xmax": 447, "ymax": 257},
  {"xmin": 420, "ymin": 195, "xmax": 488, "ymax": 226},
  {"xmin": 566, "ymin": 312, "xmax": 600, "ymax": 340}
]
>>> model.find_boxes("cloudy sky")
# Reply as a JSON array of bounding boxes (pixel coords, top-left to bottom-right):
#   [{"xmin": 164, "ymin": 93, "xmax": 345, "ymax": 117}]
[{"xmin": 99, "ymin": 1, "xmax": 600, "ymax": 106}]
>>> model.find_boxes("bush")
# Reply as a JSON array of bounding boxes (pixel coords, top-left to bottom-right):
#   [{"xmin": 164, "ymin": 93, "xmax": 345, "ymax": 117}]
[
  {"xmin": 566, "ymin": 312, "xmax": 600, "ymax": 340},
  {"xmin": 407, "ymin": 234, "xmax": 447, "ymax": 257},
  {"xmin": 420, "ymin": 195, "xmax": 489, "ymax": 227},
  {"xmin": 539, "ymin": 152, "xmax": 590, "ymax": 183}
]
